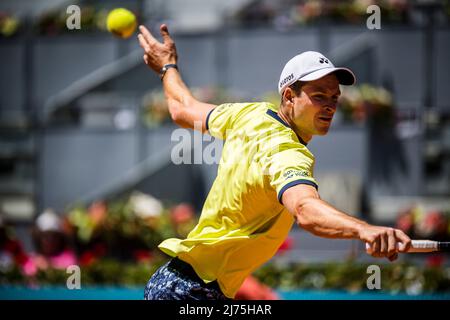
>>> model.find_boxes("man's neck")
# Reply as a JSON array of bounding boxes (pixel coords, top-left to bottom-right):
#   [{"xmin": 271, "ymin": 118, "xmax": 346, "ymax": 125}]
[{"xmin": 277, "ymin": 109, "xmax": 312, "ymax": 144}]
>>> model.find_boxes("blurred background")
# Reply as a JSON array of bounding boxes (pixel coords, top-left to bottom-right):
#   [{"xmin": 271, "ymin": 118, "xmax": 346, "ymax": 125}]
[{"xmin": 0, "ymin": 0, "xmax": 450, "ymax": 300}]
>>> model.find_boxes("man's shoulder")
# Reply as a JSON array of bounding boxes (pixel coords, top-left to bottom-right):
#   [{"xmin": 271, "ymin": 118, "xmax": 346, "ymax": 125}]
[
  {"xmin": 216, "ymin": 101, "xmax": 276, "ymax": 115},
  {"xmin": 214, "ymin": 101, "xmax": 277, "ymax": 129}
]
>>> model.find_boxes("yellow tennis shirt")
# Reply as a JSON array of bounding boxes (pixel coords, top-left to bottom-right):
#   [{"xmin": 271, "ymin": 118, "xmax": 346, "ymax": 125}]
[{"xmin": 158, "ymin": 102, "xmax": 318, "ymax": 298}]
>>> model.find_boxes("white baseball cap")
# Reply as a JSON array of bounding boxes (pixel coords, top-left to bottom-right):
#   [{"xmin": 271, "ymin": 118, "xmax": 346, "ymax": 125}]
[
  {"xmin": 36, "ymin": 209, "xmax": 62, "ymax": 232},
  {"xmin": 278, "ymin": 51, "xmax": 356, "ymax": 94}
]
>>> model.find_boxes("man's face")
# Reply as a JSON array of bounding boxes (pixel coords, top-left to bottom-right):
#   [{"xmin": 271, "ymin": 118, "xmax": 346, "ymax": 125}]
[{"xmin": 291, "ymin": 74, "xmax": 341, "ymax": 137}]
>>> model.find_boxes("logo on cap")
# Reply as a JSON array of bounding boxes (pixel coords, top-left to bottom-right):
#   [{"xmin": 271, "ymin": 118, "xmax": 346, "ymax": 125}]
[
  {"xmin": 279, "ymin": 73, "xmax": 294, "ymax": 89},
  {"xmin": 319, "ymin": 57, "xmax": 329, "ymax": 64}
]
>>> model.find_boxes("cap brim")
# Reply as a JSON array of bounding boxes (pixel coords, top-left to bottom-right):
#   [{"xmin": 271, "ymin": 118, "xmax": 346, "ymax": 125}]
[{"xmin": 299, "ymin": 67, "xmax": 356, "ymax": 85}]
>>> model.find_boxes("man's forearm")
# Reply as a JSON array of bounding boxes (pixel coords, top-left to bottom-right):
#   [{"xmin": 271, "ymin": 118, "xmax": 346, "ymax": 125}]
[
  {"xmin": 295, "ymin": 197, "xmax": 368, "ymax": 239},
  {"xmin": 161, "ymin": 68, "xmax": 216, "ymax": 132},
  {"xmin": 162, "ymin": 68, "xmax": 194, "ymax": 106},
  {"xmin": 283, "ymin": 185, "xmax": 411, "ymax": 259}
]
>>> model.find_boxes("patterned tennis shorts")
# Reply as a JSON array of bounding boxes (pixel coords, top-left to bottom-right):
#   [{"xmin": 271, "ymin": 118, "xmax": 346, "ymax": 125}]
[{"xmin": 144, "ymin": 258, "xmax": 231, "ymax": 300}]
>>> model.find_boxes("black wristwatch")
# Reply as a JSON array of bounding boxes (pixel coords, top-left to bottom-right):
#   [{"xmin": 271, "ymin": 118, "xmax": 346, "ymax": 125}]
[{"xmin": 159, "ymin": 64, "xmax": 178, "ymax": 80}]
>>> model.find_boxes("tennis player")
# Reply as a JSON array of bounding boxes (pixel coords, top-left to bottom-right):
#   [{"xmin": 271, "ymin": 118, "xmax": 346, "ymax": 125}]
[{"xmin": 138, "ymin": 24, "xmax": 412, "ymax": 300}]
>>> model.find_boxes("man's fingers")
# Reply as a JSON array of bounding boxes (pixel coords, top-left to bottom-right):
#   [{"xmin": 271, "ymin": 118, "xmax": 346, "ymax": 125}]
[
  {"xmin": 380, "ymin": 234, "xmax": 387, "ymax": 255},
  {"xmin": 139, "ymin": 25, "xmax": 159, "ymax": 46},
  {"xmin": 395, "ymin": 229, "xmax": 412, "ymax": 252},
  {"xmin": 366, "ymin": 240, "xmax": 381, "ymax": 257},
  {"xmin": 365, "ymin": 243, "xmax": 372, "ymax": 255},
  {"xmin": 160, "ymin": 24, "xmax": 172, "ymax": 44},
  {"xmin": 372, "ymin": 251, "xmax": 382, "ymax": 258},
  {"xmin": 138, "ymin": 34, "xmax": 150, "ymax": 51},
  {"xmin": 371, "ymin": 238, "xmax": 380, "ymax": 255},
  {"xmin": 388, "ymin": 252, "xmax": 398, "ymax": 262},
  {"xmin": 387, "ymin": 230, "xmax": 396, "ymax": 255},
  {"xmin": 363, "ymin": 226, "xmax": 412, "ymax": 258}
]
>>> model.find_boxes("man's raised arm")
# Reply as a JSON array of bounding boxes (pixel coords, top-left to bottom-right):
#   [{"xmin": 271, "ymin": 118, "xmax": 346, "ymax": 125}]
[{"xmin": 138, "ymin": 24, "xmax": 216, "ymax": 132}]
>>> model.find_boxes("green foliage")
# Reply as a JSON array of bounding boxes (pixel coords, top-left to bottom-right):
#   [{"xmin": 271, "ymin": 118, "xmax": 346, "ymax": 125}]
[
  {"xmin": 3, "ymin": 259, "xmax": 446, "ymax": 295},
  {"xmin": 338, "ymin": 84, "xmax": 394, "ymax": 124},
  {"xmin": 0, "ymin": 265, "xmax": 23, "ymax": 285},
  {"xmin": 1, "ymin": 257, "xmax": 167, "ymax": 287},
  {"xmin": 254, "ymin": 261, "xmax": 450, "ymax": 294},
  {"xmin": 65, "ymin": 193, "xmax": 182, "ymax": 261},
  {"xmin": 77, "ymin": 259, "xmax": 164, "ymax": 286}
]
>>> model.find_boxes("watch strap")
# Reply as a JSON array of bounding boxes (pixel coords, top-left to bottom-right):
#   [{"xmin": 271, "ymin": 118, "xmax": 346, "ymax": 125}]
[{"xmin": 160, "ymin": 64, "xmax": 178, "ymax": 80}]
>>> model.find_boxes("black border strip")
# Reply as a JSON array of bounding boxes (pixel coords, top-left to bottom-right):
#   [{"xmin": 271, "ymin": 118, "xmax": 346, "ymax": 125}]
[
  {"xmin": 278, "ymin": 179, "xmax": 318, "ymax": 204},
  {"xmin": 205, "ymin": 108, "xmax": 215, "ymax": 131}
]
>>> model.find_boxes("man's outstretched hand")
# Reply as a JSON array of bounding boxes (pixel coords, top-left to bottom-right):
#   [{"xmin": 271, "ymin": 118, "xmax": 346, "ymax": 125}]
[{"xmin": 137, "ymin": 24, "xmax": 178, "ymax": 74}]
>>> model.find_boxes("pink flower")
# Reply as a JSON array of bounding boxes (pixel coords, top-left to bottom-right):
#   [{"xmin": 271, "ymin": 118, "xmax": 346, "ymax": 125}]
[
  {"xmin": 22, "ymin": 257, "xmax": 38, "ymax": 276},
  {"xmin": 48, "ymin": 249, "xmax": 77, "ymax": 269},
  {"xmin": 171, "ymin": 203, "xmax": 195, "ymax": 225}
]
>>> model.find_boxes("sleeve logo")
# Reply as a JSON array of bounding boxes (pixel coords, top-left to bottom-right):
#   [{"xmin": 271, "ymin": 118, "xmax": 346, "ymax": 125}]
[
  {"xmin": 283, "ymin": 169, "xmax": 310, "ymax": 179},
  {"xmin": 216, "ymin": 103, "xmax": 231, "ymax": 114}
]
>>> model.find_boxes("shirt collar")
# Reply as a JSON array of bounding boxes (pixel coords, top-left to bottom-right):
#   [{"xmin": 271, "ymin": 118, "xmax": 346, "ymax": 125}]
[{"xmin": 266, "ymin": 109, "xmax": 308, "ymax": 146}]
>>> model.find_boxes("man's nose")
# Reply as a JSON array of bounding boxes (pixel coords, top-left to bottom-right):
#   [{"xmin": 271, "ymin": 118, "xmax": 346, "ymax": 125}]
[{"xmin": 324, "ymin": 103, "xmax": 337, "ymax": 113}]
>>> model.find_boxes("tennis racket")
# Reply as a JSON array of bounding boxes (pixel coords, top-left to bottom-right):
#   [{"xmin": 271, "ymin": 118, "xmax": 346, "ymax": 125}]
[{"xmin": 365, "ymin": 240, "xmax": 450, "ymax": 253}]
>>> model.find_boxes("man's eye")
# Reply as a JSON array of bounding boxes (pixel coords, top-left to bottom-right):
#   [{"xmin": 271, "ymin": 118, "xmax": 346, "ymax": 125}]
[{"xmin": 314, "ymin": 95, "xmax": 324, "ymax": 101}]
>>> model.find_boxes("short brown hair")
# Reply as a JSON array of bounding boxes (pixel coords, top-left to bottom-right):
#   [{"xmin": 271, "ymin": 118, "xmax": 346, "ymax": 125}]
[
  {"xmin": 281, "ymin": 81, "xmax": 304, "ymax": 106},
  {"xmin": 289, "ymin": 81, "xmax": 304, "ymax": 95}
]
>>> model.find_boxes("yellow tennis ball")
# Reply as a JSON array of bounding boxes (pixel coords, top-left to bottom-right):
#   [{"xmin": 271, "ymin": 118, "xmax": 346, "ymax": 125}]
[{"xmin": 106, "ymin": 8, "xmax": 137, "ymax": 39}]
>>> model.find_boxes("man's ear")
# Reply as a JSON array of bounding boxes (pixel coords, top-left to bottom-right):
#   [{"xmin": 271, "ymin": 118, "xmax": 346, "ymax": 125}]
[{"xmin": 283, "ymin": 88, "xmax": 295, "ymax": 107}]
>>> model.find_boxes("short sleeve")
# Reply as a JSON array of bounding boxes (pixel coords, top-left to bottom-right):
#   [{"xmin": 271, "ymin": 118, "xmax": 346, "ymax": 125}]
[
  {"xmin": 206, "ymin": 103, "xmax": 251, "ymax": 140},
  {"xmin": 264, "ymin": 143, "xmax": 318, "ymax": 204}
]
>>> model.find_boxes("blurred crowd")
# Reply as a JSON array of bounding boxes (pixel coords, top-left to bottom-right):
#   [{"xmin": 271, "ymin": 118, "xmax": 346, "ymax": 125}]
[
  {"xmin": 1, "ymin": 192, "xmax": 449, "ymax": 295},
  {"xmin": 143, "ymin": 84, "xmax": 395, "ymax": 129},
  {"xmin": 1, "ymin": 0, "xmax": 449, "ymax": 38},
  {"xmin": 0, "ymin": 191, "xmax": 280, "ymax": 299}
]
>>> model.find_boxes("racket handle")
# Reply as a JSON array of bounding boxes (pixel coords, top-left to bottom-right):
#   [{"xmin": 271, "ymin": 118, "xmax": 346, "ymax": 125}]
[
  {"xmin": 438, "ymin": 242, "xmax": 450, "ymax": 252},
  {"xmin": 365, "ymin": 240, "xmax": 439, "ymax": 253}
]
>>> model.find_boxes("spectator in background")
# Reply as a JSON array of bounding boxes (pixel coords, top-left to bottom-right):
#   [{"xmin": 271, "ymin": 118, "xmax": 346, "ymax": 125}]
[
  {"xmin": 28, "ymin": 209, "xmax": 77, "ymax": 274},
  {"xmin": 0, "ymin": 214, "xmax": 32, "ymax": 275}
]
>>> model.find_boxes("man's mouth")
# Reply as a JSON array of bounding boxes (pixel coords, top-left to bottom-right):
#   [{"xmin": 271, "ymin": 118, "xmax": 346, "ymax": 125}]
[{"xmin": 318, "ymin": 115, "xmax": 333, "ymax": 122}]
